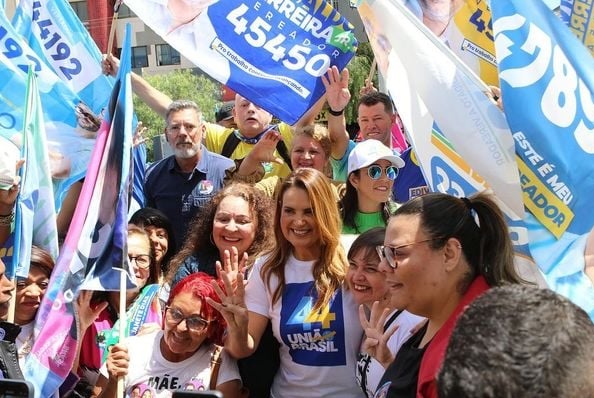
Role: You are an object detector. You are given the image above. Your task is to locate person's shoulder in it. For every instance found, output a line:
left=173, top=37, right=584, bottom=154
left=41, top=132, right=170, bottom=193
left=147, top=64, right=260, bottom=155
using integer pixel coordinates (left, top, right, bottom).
left=146, top=156, right=174, bottom=176
left=203, top=147, right=235, bottom=167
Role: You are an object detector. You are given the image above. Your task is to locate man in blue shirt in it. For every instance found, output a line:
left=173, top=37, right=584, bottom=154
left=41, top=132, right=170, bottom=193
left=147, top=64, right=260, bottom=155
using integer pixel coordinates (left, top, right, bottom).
left=145, top=100, right=234, bottom=249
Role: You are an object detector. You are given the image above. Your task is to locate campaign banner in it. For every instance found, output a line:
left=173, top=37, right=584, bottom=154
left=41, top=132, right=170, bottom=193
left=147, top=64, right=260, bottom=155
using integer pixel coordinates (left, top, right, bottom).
left=493, top=0, right=594, bottom=318
left=358, top=0, right=524, bottom=218
left=11, top=0, right=113, bottom=116
left=559, top=0, right=594, bottom=56
left=123, top=0, right=357, bottom=124
left=22, top=25, right=136, bottom=398
left=0, top=8, right=95, bottom=208
left=404, top=0, right=500, bottom=86
left=10, top=67, right=59, bottom=279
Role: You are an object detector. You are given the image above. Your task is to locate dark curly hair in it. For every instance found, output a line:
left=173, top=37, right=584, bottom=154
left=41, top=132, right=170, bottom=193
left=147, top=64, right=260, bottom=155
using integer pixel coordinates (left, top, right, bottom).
left=167, top=183, right=273, bottom=282
left=130, top=207, right=176, bottom=275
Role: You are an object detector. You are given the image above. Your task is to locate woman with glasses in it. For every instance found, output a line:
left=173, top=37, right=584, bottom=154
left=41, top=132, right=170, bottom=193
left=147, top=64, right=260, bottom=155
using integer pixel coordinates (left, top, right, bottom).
left=346, top=229, right=424, bottom=398
left=94, top=272, right=243, bottom=398
left=364, top=192, right=525, bottom=398
left=79, top=225, right=163, bottom=388
left=210, top=168, right=363, bottom=397
left=340, top=139, right=404, bottom=234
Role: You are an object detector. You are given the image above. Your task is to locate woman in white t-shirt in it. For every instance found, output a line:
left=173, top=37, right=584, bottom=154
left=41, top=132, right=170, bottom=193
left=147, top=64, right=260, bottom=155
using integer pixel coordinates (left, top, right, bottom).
left=210, top=168, right=363, bottom=398
left=94, top=272, right=243, bottom=398
left=347, top=228, right=424, bottom=397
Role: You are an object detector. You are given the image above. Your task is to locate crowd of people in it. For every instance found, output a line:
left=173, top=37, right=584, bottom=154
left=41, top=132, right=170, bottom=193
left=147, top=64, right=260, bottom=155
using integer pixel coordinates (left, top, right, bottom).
left=1, top=30, right=593, bottom=398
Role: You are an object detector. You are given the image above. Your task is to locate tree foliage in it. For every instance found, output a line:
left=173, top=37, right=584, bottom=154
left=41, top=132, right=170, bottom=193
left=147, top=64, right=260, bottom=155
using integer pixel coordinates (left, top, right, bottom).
left=133, top=69, right=221, bottom=161
left=344, top=42, right=378, bottom=126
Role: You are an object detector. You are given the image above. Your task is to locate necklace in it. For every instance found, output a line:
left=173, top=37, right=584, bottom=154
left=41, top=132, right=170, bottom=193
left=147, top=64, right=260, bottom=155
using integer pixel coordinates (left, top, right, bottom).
left=17, top=331, right=34, bottom=359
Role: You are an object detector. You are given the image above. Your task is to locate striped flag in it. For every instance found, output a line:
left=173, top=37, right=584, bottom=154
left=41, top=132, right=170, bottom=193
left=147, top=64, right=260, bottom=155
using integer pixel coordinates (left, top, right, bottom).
left=10, top=67, right=59, bottom=279
left=22, top=24, right=136, bottom=398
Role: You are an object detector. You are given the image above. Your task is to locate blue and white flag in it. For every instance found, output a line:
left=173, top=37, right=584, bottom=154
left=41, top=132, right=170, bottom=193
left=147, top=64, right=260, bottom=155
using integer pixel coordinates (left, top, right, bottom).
left=559, top=0, right=594, bottom=56
left=11, top=0, right=113, bottom=116
left=493, top=0, right=594, bottom=318
left=123, top=0, right=357, bottom=124
left=10, top=67, right=59, bottom=279
left=0, top=8, right=95, bottom=208
left=22, top=25, right=136, bottom=398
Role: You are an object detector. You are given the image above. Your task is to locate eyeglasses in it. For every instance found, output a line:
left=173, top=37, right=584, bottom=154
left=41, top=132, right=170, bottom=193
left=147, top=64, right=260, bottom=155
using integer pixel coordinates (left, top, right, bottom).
left=376, top=238, right=444, bottom=269
left=165, top=306, right=210, bottom=332
left=367, top=165, right=399, bottom=180
left=128, top=254, right=151, bottom=269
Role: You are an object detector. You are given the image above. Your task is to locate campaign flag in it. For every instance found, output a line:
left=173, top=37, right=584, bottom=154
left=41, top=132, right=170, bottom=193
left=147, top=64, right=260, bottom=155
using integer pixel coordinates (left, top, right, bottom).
left=11, top=0, right=113, bottom=116
left=12, top=0, right=146, bottom=212
left=358, top=0, right=524, bottom=218
left=401, top=0, right=500, bottom=86
left=0, top=8, right=96, bottom=209
left=10, top=67, right=59, bottom=280
left=22, top=25, right=136, bottom=398
left=559, top=0, right=594, bottom=56
left=492, top=0, right=594, bottom=318
left=123, top=0, right=357, bottom=124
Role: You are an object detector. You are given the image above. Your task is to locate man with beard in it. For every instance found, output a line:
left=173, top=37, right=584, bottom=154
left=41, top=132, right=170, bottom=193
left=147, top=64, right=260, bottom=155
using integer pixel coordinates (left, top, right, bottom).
left=144, top=100, right=234, bottom=249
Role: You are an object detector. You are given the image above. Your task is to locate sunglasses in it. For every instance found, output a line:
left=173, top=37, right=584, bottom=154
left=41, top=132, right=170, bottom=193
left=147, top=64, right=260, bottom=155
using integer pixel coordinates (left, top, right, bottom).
left=367, top=165, right=399, bottom=180
left=165, top=306, right=210, bottom=332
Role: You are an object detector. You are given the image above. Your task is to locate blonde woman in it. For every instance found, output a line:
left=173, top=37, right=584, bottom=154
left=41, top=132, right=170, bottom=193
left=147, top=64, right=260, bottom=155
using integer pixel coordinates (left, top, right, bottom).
left=210, top=168, right=362, bottom=397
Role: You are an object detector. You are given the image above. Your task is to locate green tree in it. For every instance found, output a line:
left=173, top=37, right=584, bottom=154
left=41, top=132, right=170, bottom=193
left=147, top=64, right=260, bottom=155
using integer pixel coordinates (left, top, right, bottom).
left=134, top=69, right=222, bottom=161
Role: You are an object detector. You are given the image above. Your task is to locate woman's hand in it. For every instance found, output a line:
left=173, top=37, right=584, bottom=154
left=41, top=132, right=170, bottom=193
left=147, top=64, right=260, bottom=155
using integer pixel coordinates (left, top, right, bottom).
left=102, top=54, right=120, bottom=77
left=75, top=290, right=108, bottom=334
left=216, top=247, right=248, bottom=289
left=132, top=121, right=148, bottom=147
left=322, top=65, right=351, bottom=114
left=0, top=159, right=24, bottom=215
left=358, top=301, right=399, bottom=369
left=106, top=343, right=129, bottom=380
left=207, top=267, right=249, bottom=333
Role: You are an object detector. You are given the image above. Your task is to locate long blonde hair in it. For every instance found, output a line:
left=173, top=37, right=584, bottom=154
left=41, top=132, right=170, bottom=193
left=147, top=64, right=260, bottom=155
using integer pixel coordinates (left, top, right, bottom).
left=261, top=168, right=347, bottom=311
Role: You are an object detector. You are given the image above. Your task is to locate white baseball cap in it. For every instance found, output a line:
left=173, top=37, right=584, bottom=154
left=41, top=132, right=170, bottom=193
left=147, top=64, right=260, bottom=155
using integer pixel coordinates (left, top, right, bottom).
left=347, top=139, right=405, bottom=175
left=0, top=136, right=19, bottom=190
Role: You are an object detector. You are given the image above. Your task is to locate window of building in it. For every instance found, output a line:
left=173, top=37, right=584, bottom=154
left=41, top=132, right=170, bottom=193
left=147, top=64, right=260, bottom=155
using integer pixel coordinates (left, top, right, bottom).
left=116, top=4, right=136, bottom=18
left=156, top=44, right=181, bottom=66
left=70, top=1, right=89, bottom=25
left=132, top=46, right=149, bottom=68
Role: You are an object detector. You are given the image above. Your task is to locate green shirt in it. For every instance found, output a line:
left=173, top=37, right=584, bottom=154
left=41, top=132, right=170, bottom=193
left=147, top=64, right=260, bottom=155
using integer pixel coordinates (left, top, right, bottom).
left=342, top=211, right=386, bottom=234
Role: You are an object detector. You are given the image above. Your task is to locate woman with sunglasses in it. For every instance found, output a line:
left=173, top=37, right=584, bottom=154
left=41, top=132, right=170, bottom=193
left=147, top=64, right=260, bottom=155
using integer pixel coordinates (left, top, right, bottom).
left=94, top=272, right=243, bottom=398
left=340, top=139, right=404, bottom=234
left=364, top=192, right=524, bottom=398
left=79, top=225, right=163, bottom=388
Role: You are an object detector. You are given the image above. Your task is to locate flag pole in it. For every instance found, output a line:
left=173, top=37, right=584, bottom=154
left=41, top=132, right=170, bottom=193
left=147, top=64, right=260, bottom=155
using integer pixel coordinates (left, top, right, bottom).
left=367, top=58, right=377, bottom=83
left=117, top=268, right=127, bottom=397
left=107, top=1, right=122, bottom=54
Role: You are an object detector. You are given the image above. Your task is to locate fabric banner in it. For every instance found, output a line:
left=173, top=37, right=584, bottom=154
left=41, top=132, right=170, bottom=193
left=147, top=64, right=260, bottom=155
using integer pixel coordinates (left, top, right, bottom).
left=0, top=8, right=95, bottom=208
left=493, top=0, right=594, bottom=318
left=22, top=25, right=136, bottom=398
left=11, top=0, right=149, bottom=213
left=10, top=67, right=59, bottom=279
left=123, top=0, right=357, bottom=124
left=559, top=0, right=594, bottom=56
left=404, top=0, right=500, bottom=86
left=11, top=0, right=113, bottom=116
left=358, top=0, right=524, bottom=218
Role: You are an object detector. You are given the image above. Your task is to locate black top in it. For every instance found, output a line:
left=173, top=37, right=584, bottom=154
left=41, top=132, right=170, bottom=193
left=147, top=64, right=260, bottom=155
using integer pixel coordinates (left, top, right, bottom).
left=374, top=322, right=429, bottom=398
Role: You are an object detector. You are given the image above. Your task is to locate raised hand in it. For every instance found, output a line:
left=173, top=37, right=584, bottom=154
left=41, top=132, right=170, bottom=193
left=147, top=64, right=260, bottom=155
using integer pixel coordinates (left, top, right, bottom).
left=102, top=54, right=120, bottom=77
left=75, top=290, right=109, bottom=334
left=359, top=78, right=378, bottom=96
left=133, top=121, right=148, bottom=147
left=216, top=247, right=248, bottom=288
left=0, top=159, right=24, bottom=215
left=252, top=129, right=284, bottom=164
left=358, top=301, right=400, bottom=369
left=207, top=268, right=248, bottom=333
left=321, top=65, right=351, bottom=113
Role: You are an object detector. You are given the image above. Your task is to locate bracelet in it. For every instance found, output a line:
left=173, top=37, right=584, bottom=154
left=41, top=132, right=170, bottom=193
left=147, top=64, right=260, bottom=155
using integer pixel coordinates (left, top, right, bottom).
left=327, top=108, right=344, bottom=116
left=0, top=211, right=14, bottom=226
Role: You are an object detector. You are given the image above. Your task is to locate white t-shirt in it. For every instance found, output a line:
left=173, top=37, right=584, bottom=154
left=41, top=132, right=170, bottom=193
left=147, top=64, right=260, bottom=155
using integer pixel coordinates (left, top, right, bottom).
left=355, top=310, right=425, bottom=397
left=99, top=330, right=240, bottom=397
left=245, top=254, right=364, bottom=398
